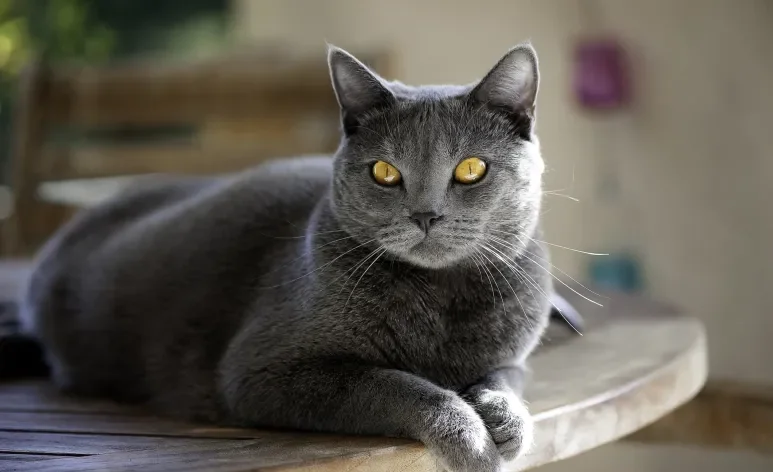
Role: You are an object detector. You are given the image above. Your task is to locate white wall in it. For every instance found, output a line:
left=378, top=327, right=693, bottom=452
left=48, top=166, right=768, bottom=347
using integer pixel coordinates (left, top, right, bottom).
left=231, top=0, right=773, bottom=469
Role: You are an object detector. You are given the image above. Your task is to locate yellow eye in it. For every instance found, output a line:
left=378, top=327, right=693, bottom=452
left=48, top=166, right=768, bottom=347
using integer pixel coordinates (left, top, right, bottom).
left=372, top=160, right=402, bottom=186
left=454, top=157, right=487, bottom=184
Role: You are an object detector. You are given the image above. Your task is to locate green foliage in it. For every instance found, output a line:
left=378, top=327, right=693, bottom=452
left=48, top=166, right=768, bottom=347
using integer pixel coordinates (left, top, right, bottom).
left=0, top=0, right=228, bottom=181
left=0, top=0, right=31, bottom=76
left=10, top=0, right=228, bottom=63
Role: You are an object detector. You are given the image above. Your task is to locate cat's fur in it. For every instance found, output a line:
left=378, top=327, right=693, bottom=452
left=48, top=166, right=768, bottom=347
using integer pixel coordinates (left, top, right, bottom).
left=20, top=44, right=552, bottom=472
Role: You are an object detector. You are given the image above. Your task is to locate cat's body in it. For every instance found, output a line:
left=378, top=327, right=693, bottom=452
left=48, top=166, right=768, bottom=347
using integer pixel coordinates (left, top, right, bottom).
left=26, top=159, right=549, bottom=419
left=21, top=45, right=553, bottom=472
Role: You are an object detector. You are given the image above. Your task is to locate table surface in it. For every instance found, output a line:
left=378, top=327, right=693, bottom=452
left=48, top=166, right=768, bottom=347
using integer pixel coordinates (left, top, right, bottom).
left=0, top=262, right=707, bottom=472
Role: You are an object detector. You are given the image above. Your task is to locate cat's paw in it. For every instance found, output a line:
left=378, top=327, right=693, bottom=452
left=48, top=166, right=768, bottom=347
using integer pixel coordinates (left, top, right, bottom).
left=463, top=388, right=533, bottom=462
left=420, top=395, right=503, bottom=472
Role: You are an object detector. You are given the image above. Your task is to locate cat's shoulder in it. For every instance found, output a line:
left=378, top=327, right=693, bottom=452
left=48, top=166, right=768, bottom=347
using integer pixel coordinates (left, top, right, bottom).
left=241, top=156, right=333, bottom=183
left=225, top=156, right=334, bottom=205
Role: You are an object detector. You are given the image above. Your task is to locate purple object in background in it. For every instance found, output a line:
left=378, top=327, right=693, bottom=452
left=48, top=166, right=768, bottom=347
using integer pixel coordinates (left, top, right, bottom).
left=573, top=37, right=631, bottom=110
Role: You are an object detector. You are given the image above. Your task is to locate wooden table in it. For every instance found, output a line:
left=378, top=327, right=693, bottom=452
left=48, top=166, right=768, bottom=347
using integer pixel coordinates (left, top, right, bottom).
left=0, top=264, right=707, bottom=471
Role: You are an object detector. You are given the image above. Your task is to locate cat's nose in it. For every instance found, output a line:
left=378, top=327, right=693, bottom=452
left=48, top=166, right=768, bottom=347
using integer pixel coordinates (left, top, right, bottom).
left=410, top=211, right=443, bottom=234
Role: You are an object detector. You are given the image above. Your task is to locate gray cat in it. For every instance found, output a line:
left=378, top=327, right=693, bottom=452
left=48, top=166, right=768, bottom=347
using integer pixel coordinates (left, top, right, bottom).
left=20, top=43, right=553, bottom=472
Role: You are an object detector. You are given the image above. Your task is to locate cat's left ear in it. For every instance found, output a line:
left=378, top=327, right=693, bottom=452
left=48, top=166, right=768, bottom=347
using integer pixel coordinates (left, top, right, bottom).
left=328, top=45, right=395, bottom=135
left=471, top=43, right=539, bottom=135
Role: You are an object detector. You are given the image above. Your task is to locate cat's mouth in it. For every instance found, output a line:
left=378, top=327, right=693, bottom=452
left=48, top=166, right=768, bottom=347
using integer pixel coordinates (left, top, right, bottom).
left=378, top=224, right=479, bottom=268
left=405, top=232, right=469, bottom=258
left=410, top=238, right=433, bottom=249
left=395, top=237, right=471, bottom=269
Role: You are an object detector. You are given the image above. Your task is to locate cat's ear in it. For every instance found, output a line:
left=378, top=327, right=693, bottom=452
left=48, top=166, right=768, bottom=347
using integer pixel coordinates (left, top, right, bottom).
left=471, top=43, right=539, bottom=136
left=328, top=45, right=395, bottom=134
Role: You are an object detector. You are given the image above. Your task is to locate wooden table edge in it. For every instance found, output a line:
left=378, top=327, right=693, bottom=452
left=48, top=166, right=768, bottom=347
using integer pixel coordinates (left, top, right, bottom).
left=517, top=318, right=707, bottom=471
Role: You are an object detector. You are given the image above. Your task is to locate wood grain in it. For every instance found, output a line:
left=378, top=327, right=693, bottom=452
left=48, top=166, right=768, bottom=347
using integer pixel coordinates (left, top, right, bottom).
left=38, top=53, right=386, bottom=126
left=0, top=411, right=274, bottom=439
left=0, top=431, right=243, bottom=456
left=0, top=453, right=63, bottom=463
left=5, top=435, right=420, bottom=472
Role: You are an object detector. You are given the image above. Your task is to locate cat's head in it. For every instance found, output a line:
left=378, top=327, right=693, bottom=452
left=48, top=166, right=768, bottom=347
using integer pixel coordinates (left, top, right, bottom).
left=328, top=44, right=544, bottom=270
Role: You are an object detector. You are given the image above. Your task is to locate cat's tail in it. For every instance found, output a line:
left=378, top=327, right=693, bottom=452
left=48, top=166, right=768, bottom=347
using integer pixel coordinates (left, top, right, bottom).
left=0, top=301, right=49, bottom=379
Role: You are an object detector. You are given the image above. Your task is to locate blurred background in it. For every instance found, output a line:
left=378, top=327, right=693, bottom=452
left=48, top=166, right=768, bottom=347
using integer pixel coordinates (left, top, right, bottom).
left=0, top=0, right=770, bottom=470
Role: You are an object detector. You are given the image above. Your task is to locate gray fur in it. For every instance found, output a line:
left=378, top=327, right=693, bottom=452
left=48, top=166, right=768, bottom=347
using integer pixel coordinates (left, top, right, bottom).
left=21, top=43, right=551, bottom=472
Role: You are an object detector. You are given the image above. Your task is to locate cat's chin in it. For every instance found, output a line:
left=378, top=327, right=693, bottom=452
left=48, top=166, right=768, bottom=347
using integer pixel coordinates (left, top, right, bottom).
left=392, top=239, right=470, bottom=270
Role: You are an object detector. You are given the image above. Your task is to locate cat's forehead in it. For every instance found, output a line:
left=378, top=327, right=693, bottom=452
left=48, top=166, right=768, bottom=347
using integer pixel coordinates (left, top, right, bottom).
left=375, top=84, right=478, bottom=132
left=349, top=81, right=519, bottom=164
left=364, top=88, right=509, bottom=146
left=385, top=81, right=472, bottom=101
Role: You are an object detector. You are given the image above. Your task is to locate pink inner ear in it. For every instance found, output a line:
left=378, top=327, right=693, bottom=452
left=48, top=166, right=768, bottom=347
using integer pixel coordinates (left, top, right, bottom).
left=573, top=37, right=631, bottom=110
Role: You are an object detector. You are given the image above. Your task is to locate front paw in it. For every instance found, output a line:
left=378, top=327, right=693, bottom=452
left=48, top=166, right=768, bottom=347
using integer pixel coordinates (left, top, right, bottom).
left=420, top=395, right=503, bottom=472
left=463, top=388, right=533, bottom=461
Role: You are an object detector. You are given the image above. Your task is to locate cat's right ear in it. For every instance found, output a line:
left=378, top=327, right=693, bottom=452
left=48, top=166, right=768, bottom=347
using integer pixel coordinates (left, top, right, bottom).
left=470, top=43, right=539, bottom=139
left=327, top=45, right=395, bottom=135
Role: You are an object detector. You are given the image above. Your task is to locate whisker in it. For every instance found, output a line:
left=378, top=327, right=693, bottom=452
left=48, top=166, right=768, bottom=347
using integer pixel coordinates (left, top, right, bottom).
left=470, top=253, right=485, bottom=283
left=476, top=250, right=507, bottom=314
left=343, top=247, right=387, bottom=311
left=258, top=229, right=350, bottom=240
left=260, top=234, right=357, bottom=277
left=489, top=231, right=608, bottom=300
left=490, top=236, right=603, bottom=307
left=478, top=252, right=500, bottom=307
left=480, top=244, right=538, bottom=329
left=528, top=237, right=608, bottom=256
left=542, top=192, right=579, bottom=202
left=313, top=234, right=357, bottom=247
left=516, top=235, right=608, bottom=300
left=259, top=238, right=376, bottom=289
left=485, top=242, right=580, bottom=335
left=488, top=228, right=608, bottom=257
left=335, top=246, right=386, bottom=296
left=483, top=242, right=550, bottom=332
left=483, top=242, right=538, bottom=302
left=472, top=251, right=497, bottom=305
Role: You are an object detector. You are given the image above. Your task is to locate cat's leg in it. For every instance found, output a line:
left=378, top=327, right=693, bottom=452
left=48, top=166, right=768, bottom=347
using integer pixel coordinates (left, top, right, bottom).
left=222, top=361, right=503, bottom=472
left=461, top=364, right=533, bottom=462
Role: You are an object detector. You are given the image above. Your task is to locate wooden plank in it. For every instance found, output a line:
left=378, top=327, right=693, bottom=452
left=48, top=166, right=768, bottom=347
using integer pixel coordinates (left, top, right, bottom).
left=0, top=411, right=271, bottom=439
left=0, top=431, right=246, bottom=456
left=39, top=52, right=391, bottom=127
left=42, top=68, right=337, bottom=126
left=0, top=453, right=64, bottom=462
left=38, top=134, right=338, bottom=182
left=5, top=435, right=421, bottom=472
left=626, top=380, right=773, bottom=454
left=0, top=380, right=135, bottom=414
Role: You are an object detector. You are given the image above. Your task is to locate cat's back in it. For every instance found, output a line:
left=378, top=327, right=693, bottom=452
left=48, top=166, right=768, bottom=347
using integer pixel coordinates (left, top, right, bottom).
left=29, top=155, right=332, bottom=272
left=25, top=155, right=334, bottom=319
left=21, top=156, right=334, bottom=410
